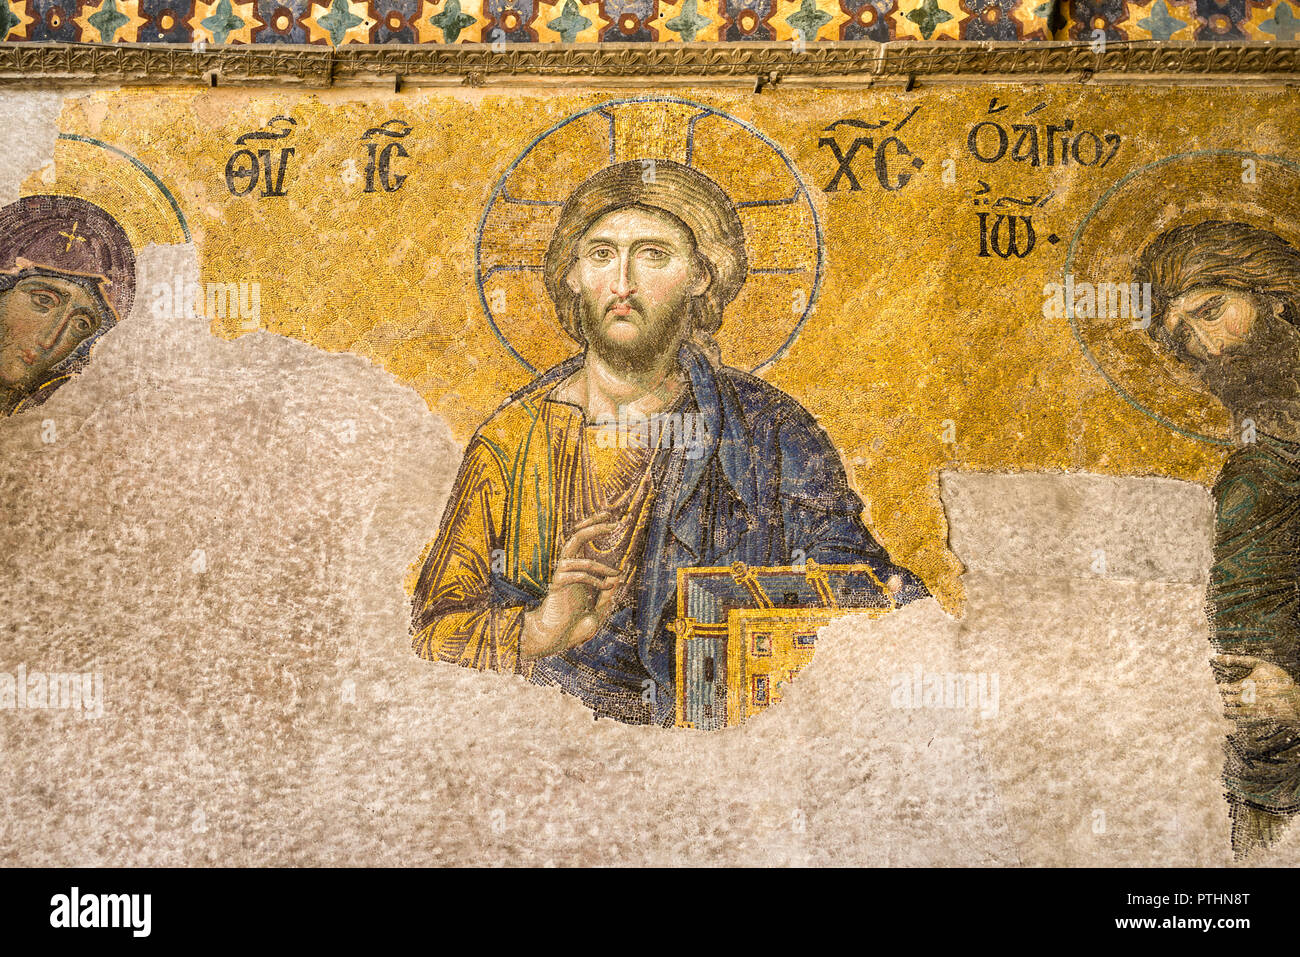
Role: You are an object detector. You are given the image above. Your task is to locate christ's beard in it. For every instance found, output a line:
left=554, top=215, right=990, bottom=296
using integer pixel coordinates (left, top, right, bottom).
left=579, top=298, right=690, bottom=373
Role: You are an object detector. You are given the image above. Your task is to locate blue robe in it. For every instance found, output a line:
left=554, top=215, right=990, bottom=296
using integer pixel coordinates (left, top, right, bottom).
left=411, top=341, right=928, bottom=725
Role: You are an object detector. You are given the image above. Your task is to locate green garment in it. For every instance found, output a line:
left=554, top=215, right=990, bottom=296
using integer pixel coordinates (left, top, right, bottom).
left=1210, top=432, right=1300, bottom=815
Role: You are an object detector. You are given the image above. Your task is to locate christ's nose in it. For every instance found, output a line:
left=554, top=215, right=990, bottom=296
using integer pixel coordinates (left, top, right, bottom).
left=610, top=255, right=635, bottom=299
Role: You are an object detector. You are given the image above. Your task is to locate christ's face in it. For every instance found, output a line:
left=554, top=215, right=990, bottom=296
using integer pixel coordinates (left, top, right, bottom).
left=565, top=206, right=710, bottom=371
left=0, top=275, right=106, bottom=394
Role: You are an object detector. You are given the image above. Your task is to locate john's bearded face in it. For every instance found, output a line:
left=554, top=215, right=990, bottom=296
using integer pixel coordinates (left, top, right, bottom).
left=0, top=275, right=106, bottom=394
left=1152, top=285, right=1300, bottom=413
left=565, top=206, right=709, bottom=372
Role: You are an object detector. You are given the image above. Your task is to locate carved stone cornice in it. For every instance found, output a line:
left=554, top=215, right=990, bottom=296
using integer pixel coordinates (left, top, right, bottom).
left=0, top=40, right=1297, bottom=87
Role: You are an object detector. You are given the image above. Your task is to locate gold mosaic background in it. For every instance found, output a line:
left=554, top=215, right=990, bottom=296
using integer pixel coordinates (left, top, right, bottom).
left=29, top=85, right=1292, bottom=609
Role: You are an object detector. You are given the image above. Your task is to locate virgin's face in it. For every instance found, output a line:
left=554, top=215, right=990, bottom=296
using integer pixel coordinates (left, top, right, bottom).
left=0, top=275, right=105, bottom=393
left=565, top=206, right=709, bottom=371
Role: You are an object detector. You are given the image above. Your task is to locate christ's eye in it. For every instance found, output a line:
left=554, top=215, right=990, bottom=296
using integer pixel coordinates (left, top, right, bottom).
left=639, top=247, right=669, bottom=264
left=588, top=247, right=616, bottom=262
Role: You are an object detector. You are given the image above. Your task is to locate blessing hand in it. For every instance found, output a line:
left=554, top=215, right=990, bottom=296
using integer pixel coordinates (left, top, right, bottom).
left=521, top=512, right=623, bottom=661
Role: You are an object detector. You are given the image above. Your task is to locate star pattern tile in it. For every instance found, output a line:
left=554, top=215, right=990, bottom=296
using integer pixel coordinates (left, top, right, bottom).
left=5, top=0, right=1299, bottom=42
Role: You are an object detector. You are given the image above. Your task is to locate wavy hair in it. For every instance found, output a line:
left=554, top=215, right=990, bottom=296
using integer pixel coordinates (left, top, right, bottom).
left=1136, top=220, right=1300, bottom=336
left=542, top=160, right=747, bottom=358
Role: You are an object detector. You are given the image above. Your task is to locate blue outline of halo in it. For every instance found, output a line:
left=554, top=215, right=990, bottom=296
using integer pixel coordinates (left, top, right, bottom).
left=474, top=96, right=825, bottom=376
left=1064, top=148, right=1300, bottom=449
left=56, top=133, right=192, bottom=242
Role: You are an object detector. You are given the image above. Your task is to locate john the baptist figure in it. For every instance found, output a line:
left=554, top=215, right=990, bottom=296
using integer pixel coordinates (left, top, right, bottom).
left=1140, top=220, right=1300, bottom=855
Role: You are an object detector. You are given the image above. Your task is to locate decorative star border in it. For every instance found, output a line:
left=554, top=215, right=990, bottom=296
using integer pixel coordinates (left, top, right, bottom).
left=74, top=0, right=149, bottom=42
left=1, top=0, right=1297, bottom=43
left=191, top=0, right=263, bottom=43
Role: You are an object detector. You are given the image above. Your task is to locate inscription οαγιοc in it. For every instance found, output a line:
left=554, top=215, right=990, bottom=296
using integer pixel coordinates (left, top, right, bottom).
left=966, top=97, right=1122, bottom=169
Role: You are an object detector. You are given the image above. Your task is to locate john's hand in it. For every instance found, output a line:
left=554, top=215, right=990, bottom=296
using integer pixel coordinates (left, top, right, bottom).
left=521, top=512, right=622, bottom=661
left=1214, top=653, right=1300, bottom=723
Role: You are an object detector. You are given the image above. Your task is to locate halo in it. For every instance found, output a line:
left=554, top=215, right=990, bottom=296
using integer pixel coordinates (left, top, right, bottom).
left=5, top=135, right=187, bottom=410
left=22, top=133, right=191, bottom=249
left=475, top=96, right=824, bottom=376
left=1064, top=149, right=1300, bottom=447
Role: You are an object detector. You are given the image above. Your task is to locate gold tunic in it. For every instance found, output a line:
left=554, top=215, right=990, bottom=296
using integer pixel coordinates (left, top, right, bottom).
left=409, top=381, right=664, bottom=676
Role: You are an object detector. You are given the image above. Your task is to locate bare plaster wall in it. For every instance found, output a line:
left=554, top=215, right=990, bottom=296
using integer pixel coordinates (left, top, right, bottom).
left=0, top=242, right=1289, bottom=866
left=0, top=91, right=1291, bottom=867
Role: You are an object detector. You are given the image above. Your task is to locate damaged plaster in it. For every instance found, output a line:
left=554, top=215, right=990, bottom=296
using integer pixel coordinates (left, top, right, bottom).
left=0, top=245, right=1285, bottom=866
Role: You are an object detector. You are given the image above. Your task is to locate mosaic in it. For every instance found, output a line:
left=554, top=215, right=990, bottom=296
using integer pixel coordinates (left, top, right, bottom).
left=4, top=0, right=1300, bottom=44
left=3, top=79, right=1300, bottom=859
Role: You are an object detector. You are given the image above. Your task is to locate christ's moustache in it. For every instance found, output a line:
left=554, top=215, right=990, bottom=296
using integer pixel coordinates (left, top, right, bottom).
left=605, top=297, right=644, bottom=317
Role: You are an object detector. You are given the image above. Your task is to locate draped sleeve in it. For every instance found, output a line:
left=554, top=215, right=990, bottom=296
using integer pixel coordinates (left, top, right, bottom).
left=774, top=398, right=929, bottom=605
left=409, top=435, right=533, bottom=675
